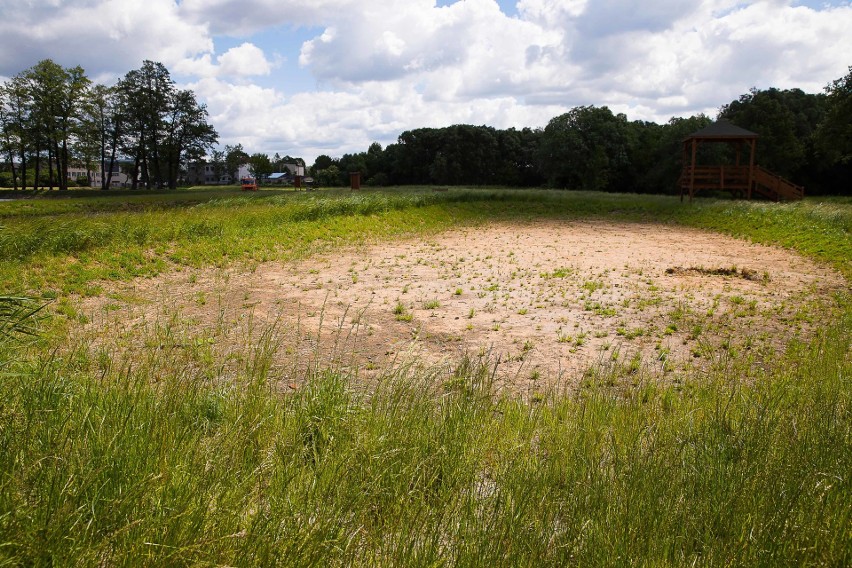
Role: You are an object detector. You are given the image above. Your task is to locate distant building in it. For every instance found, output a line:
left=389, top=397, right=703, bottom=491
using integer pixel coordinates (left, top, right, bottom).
left=186, top=162, right=229, bottom=185
left=236, top=163, right=252, bottom=181
left=67, top=163, right=131, bottom=188
left=280, top=162, right=305, bottom=177
left=267, top=172, right=290, bottom=184
left=187, top=159, right=304, bottom=185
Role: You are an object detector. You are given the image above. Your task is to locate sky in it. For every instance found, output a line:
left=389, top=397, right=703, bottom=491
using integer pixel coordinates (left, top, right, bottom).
left=0, top=0, right=850, bottom=165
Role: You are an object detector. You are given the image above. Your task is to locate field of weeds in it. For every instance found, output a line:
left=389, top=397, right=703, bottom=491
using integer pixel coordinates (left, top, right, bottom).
left=0, top=187, right=849, bottom=565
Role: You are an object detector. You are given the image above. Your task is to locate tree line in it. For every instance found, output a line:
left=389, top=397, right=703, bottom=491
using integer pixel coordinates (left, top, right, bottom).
left=310, top=67, right=851, bottom=195
left=0, top=60, right=218, bottom=190
left=5, top=58, right=847, bottom=195
left=204, top=144, right=306, bottom=184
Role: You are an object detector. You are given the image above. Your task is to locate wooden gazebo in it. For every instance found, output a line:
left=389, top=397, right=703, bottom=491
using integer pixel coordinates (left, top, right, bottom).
left=680, top=120, right=803, bottom=202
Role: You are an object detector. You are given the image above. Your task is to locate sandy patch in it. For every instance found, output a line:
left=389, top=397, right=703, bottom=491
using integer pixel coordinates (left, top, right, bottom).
left=80, top=219, right=844, bottom=393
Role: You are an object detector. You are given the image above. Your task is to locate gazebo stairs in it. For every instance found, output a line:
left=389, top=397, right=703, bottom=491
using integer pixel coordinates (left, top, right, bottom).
left=752, top=166, right=804, bottom=200
left=679, top=165, right=804, bottom=201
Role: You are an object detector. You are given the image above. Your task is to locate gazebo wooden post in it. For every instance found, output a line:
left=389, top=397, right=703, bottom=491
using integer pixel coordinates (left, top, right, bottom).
left=747, top=139, right=756, bottom=200
left=680, top=141, right=687, bottom=202
left=689, top=139, right=698, bottom=203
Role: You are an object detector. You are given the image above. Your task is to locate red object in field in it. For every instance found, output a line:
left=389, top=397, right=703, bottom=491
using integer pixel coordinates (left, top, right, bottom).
left=241, top=177, right=257, bottom=191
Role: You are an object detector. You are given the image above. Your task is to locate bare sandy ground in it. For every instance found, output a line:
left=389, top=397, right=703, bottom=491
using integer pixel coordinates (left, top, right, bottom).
left=81, top=219, right=844, bottom=393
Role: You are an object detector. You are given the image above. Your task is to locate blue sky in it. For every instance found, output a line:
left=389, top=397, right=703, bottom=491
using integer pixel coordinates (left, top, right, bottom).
left=1, top=1, right=850, bottom=164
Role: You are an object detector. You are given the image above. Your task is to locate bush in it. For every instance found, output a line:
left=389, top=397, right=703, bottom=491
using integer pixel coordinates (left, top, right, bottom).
left=76, top=176, right=90, bottom=187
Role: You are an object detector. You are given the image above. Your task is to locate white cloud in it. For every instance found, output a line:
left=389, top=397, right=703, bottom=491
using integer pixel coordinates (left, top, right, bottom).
left=187, top=73, right=565, bottom=164
left=178, top=0, right=357, bottom=34
left=299, top=0, right=563, bottom=96
left=218, top=43, right=273, bottom=77
left=1, top=0, right=851, bottom=165
left=0, top=0, right=212, bottom=78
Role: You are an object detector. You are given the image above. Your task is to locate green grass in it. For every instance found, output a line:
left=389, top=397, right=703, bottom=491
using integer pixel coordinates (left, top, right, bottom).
left=0, top=302, right=848, bottom=565
left=1, top=188, right=849, bottom=295
left=0, top=187, right=850, bottom=565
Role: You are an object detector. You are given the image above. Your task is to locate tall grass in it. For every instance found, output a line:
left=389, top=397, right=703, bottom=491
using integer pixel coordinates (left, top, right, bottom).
left=0, top=188, right=849, bottom=564
left=0, top=300, right=848, bottom=565
left=0, top=296, right=44, bottom=349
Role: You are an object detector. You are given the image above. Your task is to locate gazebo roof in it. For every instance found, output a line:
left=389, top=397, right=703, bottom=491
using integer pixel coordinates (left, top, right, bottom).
left=685, top=119, right=758, bottom=140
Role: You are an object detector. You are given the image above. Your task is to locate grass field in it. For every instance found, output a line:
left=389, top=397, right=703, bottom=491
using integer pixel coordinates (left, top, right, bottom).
left=1, top=186, right=850, bottom=565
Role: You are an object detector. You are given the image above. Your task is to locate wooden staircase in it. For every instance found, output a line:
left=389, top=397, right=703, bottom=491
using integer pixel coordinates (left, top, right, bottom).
left=678, top=165, right=804, bottom=201
left=751, top=166, right=804, bottom=201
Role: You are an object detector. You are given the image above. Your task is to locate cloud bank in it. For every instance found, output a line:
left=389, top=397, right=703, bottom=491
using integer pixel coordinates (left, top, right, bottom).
left=1, top=0, right=850, bottom=163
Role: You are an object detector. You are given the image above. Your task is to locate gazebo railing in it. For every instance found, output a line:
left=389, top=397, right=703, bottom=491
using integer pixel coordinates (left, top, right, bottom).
left=679, top=165, right=751, bottom=190
left=753, top=166, right=804, bottom=200
left=679, top=165, right=804, bottom=200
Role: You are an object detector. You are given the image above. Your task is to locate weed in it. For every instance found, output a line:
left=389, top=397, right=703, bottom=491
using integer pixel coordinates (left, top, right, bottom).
left=393, top=302, right=413, bottom=322
left=540, top=267, right=572, bottom=279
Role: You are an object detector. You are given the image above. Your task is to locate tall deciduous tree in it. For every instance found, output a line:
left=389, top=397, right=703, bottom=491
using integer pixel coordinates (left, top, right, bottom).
left=538, top=106, right=631, bottom=191
left=209, top=149, right=226, bottom=184
left=162, top=89, right=217, bottom=188
left=719, top=88, right=824, bottom=179
left=119, top=61, right=174, bottom=189
left=634, top=114, right=711, bottom=194
left=310, top=154, right=335, bottom=177
left=113, top=61, right=217, bottom=189
left=0, top=78, right=31, bottom=189
left=76, top=84, right=111, bottom=185
left=816, top=66, right=852, bottom=166
left=247, top=152, right=273, bottom=183
left=225, top=144, right=249, bottom=182
left=25, top=60, right=91, bottom=190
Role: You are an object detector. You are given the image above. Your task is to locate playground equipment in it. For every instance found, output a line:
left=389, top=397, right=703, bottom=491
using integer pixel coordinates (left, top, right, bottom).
left=240, top=177, right=257, bottom=191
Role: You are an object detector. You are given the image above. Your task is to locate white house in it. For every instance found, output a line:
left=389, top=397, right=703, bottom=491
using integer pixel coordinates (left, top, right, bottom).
left=67, top=164, right=131, bottom=188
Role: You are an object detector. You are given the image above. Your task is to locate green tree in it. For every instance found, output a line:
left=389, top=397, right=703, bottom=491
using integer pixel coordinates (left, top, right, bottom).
left=316, top=164, right=342, bottom=187
left=394, top=128, right=442, bottom=184
left=0, top=78, right=31, bottom=190
left=496, top=127, right=543, bottom=186
left=816, top=66, right=852, bottom=165
left=76, top=84, right=111, bottom=187
left=209, top=149, right=226, bottom=183
left=634, top=114, right=711, bottom=194
left=719, top=88, right=825, bottom=179
left=26, top=60, right=91, bottom=190
left=118, top=61, right=174, bottom=188
left=162, top=89, right=217, bottom=188
left=538, top=106, right=631, bottom=191
left=247, top=152, right=273, bottom=183
left=311, top=154, right=335, bottom=177
left=225, top=144, right=249, bottom=182
left=364, top=142, right=389, bottom=185
left=339, top=152, right=368, bottom=183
